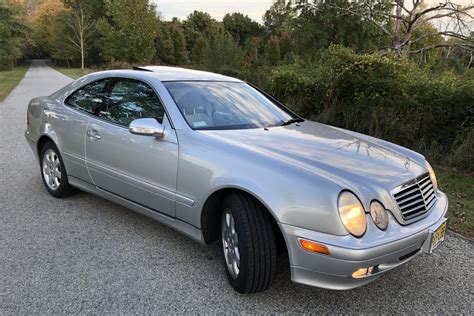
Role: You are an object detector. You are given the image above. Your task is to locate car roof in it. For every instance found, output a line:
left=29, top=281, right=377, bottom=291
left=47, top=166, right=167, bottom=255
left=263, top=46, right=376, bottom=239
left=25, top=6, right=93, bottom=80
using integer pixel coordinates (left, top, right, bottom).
left=130, top=66, right=242, bottom=82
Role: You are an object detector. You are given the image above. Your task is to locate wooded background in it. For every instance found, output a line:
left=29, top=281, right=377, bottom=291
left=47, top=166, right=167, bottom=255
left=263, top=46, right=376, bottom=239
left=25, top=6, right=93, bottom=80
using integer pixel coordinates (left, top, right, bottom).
left=2, top=0, right=473, bottom=172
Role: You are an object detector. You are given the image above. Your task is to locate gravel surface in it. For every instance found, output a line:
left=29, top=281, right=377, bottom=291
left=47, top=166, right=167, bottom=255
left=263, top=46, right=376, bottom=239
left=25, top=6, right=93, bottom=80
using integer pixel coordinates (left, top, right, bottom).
left=1, top=60, right=473, bottom=314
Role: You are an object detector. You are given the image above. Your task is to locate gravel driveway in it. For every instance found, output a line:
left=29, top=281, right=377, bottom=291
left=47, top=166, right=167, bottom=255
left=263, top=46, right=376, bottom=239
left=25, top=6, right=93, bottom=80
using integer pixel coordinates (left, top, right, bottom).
left=0, top=60, right=473, bottom=314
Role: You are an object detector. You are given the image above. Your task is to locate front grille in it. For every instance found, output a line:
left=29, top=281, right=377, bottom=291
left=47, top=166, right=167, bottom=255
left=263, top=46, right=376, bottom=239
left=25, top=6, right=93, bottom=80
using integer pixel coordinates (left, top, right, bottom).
left=393, top=173, right=437, bottom=221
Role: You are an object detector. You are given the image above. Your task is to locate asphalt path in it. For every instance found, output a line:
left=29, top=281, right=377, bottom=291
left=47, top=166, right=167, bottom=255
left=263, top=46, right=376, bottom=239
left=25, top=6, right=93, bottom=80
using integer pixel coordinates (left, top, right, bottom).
left=0, top=60, right=472, bottom=314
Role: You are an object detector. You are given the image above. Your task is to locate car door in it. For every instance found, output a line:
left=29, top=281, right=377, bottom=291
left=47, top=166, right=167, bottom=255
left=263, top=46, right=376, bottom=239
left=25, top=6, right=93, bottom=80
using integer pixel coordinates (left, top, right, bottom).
left=59, top=79, right=110, bottom=182
left=85, top=78, right=178, bottom=217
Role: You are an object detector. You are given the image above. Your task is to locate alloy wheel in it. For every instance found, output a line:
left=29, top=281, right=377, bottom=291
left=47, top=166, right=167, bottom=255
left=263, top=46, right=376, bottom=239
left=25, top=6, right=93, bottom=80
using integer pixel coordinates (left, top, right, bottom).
left=222, top=209, right=240, bottom=279
left=42, top=148, right=61, bottom=190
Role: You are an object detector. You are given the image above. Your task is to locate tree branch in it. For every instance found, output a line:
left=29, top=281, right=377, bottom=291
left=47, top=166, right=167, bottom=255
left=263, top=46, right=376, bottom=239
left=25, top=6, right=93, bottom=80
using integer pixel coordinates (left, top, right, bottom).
left=409, top=42, right=474, bottom=55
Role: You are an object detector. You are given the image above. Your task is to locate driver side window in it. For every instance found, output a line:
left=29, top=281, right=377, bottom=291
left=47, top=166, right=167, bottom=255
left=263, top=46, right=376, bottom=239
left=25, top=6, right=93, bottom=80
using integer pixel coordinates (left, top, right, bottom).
left=104, top=79, right=165, bottom=127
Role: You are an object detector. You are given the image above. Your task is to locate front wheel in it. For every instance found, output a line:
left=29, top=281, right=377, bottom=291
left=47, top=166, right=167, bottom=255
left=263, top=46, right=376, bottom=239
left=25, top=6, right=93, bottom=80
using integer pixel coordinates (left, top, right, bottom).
left=221, top=192, right=277, bottom=294
left=40, top=142, right=77, bottom=198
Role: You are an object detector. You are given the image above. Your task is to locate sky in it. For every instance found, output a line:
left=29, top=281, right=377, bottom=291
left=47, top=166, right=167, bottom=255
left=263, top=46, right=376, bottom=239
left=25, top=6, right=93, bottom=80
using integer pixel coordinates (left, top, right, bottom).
left=152, top=0, right=473, bottom=23
left=152, top=0, right=274, bottom=22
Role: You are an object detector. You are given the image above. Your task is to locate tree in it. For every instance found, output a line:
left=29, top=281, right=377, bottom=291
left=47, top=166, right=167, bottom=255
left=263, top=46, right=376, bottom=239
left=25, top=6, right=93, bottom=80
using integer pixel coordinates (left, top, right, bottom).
left=155, top=23, right=175, bottom=64
left=169, top=20, right=187, bottom=64
left=324, top=0, right=474, bottom=57
left=191, top=35, right=207, bottom=65
left=0, top=2, right=28, bottom=69
left=291, top=1, right=390, bottom=57
left=266, top=35, right=281, bottom=65
left=202, top=32, right=244, bottom=71
left=63, top=0, right=105, bottom=20
left=223, top=12, right=262, bottom=46
left=64, top=3, right=94, bottom=69
left=30, top=0, right=68, bottom=59
left=50, top=11, right=79, bottom=65
left=263, top=0, right=295, bottom=36
left=96, top=0, right=159, bottom=64
left=182, top=10, right=219, bottom=52
left=155, top=20, right=187, bottom=65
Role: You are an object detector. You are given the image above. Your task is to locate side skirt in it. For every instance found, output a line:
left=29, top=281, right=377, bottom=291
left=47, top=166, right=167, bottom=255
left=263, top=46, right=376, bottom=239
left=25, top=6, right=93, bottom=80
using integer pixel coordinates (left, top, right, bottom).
left=68, top=176, right=206, bottom=244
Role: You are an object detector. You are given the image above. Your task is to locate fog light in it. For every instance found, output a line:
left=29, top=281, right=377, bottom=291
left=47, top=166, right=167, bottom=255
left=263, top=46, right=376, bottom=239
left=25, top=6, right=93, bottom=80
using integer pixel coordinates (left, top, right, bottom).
left=299, top=239, right=330, bottom=255
left=352, top=266, right=374, bottom=279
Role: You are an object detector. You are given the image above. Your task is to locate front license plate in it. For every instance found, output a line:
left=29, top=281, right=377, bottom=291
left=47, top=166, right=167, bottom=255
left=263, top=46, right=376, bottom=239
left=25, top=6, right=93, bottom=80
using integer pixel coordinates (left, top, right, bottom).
left=430, top=221, right=447, bottom=252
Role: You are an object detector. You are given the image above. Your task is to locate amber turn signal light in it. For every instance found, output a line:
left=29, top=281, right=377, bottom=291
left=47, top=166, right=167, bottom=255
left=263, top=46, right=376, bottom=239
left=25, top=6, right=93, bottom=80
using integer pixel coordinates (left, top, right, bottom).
left=299, top=239, right=330, bottom=255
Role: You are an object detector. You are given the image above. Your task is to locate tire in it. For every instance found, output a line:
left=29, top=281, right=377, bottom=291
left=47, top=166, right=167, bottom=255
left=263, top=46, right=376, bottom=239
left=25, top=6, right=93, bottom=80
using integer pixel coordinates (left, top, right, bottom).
left=221, top=192, right=277, bottom=294
left=39, top=141, right=77, bottom=198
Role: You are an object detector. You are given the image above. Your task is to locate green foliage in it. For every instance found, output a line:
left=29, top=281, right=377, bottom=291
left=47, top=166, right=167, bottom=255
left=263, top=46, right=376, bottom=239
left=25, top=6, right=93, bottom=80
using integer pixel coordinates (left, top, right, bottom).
left=169, top=21, right=187, bottom=65
left=201, top=32, right=244, bottom=71
left=51, top=10, right=81, bottom=62
left=63, top=0, right=105, bottom=19
left=0, top=62, right=29, bottom=100
left=0, top=3, right=28, bottom=69
left=155, top=20, right=187, bottom=65
left=266, top=46, right=474, bottom=172
left=11, top=0, right=473, bottom=173
left=437, top=168, right=474, bottom=238
left=266, top=35, right=281, bottom=65
left=96, top=0, right=159, bottom=63
left=223, top=12, right=262, bottom=46
left=191, top=35, right=207, bottom=65
left=263, top=0, right=295, bottom=36
left=293, top=1, right=390, bottom=57
left=155, top=24, right=174, bottom=64
left=183, top=10, right=219, bottom=55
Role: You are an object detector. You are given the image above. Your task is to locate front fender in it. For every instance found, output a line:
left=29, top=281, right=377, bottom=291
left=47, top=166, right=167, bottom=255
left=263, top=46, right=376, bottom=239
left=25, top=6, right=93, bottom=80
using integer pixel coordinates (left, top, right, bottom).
left=175, top=130, right=348, bottom=236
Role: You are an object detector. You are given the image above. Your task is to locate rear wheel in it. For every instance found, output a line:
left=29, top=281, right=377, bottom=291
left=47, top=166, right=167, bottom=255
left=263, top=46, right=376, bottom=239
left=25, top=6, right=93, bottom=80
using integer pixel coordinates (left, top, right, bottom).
left=40, top=142, right=77, bottom=198
left=221, top=192, right=277, bottom=294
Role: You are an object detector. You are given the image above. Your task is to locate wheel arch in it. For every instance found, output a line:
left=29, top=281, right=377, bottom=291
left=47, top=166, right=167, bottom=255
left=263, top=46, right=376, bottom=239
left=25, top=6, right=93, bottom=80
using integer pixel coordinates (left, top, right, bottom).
left=36, top=134, right=58, bottom=160
left=200, top=187, right=287, bottom=254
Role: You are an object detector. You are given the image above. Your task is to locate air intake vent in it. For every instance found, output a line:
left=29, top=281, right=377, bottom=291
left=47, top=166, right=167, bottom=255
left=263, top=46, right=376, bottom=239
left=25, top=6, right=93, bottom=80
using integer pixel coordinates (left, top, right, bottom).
left=393, top=173, right=437, bottom=221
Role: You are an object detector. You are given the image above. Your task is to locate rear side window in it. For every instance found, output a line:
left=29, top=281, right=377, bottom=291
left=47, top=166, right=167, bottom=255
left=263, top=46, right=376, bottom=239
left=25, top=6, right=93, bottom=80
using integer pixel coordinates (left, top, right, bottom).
left=66, top=79, right=109, bottom=114
left=65, top=78, right=166, bottom=127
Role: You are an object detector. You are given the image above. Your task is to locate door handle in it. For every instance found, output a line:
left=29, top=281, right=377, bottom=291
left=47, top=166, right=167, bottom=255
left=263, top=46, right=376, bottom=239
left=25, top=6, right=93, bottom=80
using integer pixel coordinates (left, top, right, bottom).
left=87, top=130, right=101, bottom=140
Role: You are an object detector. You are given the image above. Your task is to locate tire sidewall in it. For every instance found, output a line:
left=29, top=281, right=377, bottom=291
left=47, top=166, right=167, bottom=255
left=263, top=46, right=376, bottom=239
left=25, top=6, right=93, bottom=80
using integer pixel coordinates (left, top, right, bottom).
left=221, top=196, right=252, bottom=292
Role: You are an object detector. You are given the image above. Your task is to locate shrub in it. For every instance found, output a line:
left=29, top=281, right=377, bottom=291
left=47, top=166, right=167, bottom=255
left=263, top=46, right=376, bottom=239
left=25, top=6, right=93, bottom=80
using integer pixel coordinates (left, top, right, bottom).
left=265, top=45, right=474, bottom=171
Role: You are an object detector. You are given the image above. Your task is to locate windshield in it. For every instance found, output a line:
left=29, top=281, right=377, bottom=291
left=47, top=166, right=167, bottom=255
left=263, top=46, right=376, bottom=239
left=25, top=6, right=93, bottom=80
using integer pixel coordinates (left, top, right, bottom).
left=164, top=81, right=295, bottom=130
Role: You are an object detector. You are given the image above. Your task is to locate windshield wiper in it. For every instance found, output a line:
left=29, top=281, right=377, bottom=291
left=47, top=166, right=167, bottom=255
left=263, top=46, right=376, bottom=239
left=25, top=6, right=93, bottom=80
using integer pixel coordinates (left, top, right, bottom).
left=280, top=118, right=304, bottom=126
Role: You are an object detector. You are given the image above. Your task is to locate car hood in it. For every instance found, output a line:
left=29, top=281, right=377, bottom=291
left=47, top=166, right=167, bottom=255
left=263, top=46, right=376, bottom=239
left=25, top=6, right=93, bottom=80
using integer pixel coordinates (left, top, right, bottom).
left=201, top=121, right=426, bottom=191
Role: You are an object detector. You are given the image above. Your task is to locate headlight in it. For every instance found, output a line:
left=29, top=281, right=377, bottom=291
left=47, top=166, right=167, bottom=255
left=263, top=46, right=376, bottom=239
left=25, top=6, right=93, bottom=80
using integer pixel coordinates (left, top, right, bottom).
left=338, top=191, right=367, bottom=237
left=425, top=161, right=438, bottom=191
left=370, top=201, right=388, bottom=230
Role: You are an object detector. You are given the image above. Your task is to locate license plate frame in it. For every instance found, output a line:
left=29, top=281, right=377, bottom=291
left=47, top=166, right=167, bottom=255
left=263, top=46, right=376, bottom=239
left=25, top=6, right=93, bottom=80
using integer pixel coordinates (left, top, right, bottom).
left=430, top=220, right=447, bottom=253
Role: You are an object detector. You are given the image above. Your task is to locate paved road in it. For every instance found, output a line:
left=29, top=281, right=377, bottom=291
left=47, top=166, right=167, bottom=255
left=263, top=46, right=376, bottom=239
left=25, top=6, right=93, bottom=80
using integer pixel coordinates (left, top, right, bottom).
left=1, top=60, right=473, bottom=314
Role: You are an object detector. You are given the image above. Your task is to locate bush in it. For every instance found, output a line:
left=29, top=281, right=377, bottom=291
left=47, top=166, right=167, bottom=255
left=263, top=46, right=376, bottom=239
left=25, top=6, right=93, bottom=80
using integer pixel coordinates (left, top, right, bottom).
left=265, top=46, right=474, bottom=172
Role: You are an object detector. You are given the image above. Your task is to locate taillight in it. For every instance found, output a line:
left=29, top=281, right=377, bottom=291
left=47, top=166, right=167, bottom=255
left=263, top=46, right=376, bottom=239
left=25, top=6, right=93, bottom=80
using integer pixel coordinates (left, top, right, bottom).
left=27, top=112, right=29, bottom=125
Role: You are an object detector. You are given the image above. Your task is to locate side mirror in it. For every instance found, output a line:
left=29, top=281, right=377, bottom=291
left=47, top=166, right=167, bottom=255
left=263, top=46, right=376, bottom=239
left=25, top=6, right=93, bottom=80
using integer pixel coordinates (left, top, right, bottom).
left=129, top=118, right=165, bottom=138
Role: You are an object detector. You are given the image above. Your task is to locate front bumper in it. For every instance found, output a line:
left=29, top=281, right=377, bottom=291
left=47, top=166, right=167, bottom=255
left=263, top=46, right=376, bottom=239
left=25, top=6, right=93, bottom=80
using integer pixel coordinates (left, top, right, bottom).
left=280, top=191, right=448, bottom=290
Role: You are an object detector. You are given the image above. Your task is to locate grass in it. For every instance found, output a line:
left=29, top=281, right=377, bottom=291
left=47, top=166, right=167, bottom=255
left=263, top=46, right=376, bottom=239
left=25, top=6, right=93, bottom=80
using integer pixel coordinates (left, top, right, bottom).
left=0, top=62, right=30, bottom=101
left=438, top=168, right=474, bottom=239
left=51, top=65, right=95, bottom=79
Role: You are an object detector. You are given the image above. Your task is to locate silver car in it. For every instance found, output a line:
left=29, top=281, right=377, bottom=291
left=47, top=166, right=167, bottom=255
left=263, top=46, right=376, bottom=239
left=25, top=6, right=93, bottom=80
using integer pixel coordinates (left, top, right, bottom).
left=25, top=66, right=448, bottom=293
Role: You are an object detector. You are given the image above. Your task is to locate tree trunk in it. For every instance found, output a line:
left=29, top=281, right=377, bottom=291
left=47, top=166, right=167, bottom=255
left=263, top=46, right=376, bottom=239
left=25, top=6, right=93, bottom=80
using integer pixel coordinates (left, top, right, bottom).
left=81, top=37, right=84, bottom=70
left=393, top=1, right=403, bottom=57
left=80, top=7, right=85, bottom=70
